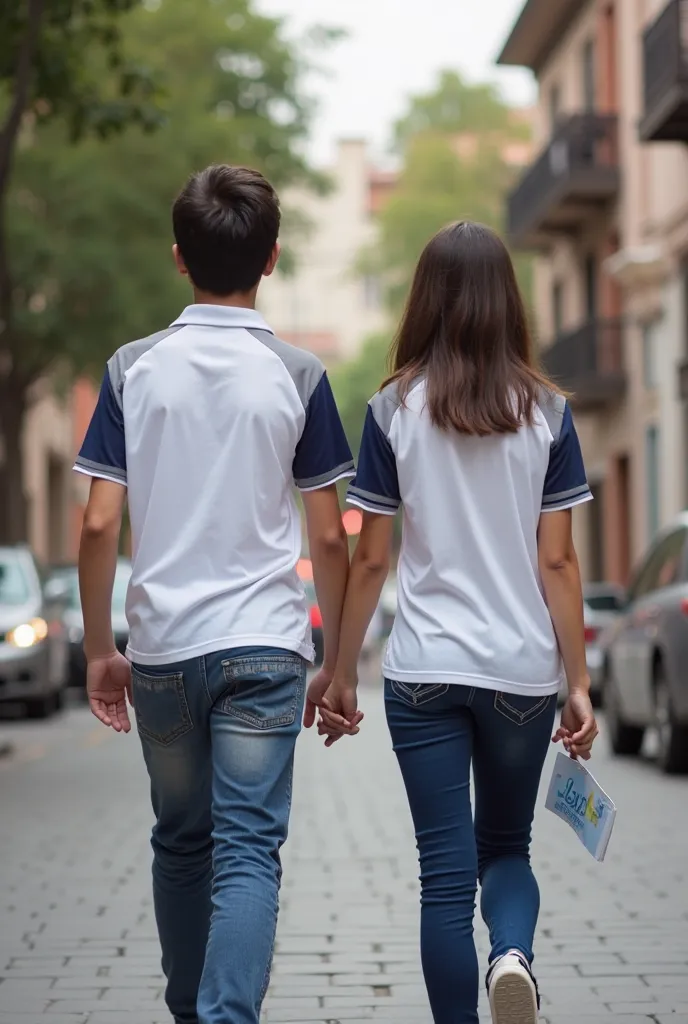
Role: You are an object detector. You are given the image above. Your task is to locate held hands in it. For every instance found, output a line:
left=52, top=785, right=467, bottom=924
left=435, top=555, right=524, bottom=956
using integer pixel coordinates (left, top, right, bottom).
left=552, top=687, right=598, bottom=760
left=304, top=667, right=363, bottom=747
left=86, top=651, right=132, bottom=733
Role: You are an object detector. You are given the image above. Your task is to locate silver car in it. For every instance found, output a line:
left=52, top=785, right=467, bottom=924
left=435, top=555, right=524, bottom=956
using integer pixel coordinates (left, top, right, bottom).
left=0, top=546, right=69, bottom=717
left=603, top=514, right=688, bottom=774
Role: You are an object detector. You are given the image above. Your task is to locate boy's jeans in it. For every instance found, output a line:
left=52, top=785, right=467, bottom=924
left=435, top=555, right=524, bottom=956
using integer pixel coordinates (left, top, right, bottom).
left=132, top=647, right=307, bottom=1024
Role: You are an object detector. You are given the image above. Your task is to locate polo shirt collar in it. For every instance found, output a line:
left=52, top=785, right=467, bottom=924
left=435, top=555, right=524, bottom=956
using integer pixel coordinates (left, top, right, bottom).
left=171, top=304, right=274, bottom=334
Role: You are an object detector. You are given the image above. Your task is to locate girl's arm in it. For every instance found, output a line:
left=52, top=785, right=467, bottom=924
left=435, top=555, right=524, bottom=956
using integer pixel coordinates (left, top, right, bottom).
left=320, top=512, right=395, bottom=740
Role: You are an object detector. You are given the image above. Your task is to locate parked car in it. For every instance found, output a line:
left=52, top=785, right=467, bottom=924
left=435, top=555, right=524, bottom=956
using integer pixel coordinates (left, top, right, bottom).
left=50, top=560, right=131, bottom=691
left=0, top=546, right=69, bottom=717
left=603, top=515, right=688, bottom=774
left=582, top=583, right=626, bottom=701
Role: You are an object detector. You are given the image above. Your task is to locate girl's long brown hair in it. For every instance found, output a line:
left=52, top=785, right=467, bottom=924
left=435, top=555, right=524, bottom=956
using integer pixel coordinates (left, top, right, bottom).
left=384, top=221, right=556, bottom=435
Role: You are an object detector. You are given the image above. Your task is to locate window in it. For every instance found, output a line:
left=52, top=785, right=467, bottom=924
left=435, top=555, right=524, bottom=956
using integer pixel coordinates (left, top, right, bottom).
left=549, top=84, right=561, bottom=131
left=583, top=254, right=597, bottom=320
left=582, top=39, right=596, bottom=112
left=645, top=424, right=660, bottom=543
left=629, top=528, right=687, bottom=601
left=0, top=553, right=30, bottom=605
left=642, top=322, right=656, bottom=389
left=552, top=280, right=564, bottom=336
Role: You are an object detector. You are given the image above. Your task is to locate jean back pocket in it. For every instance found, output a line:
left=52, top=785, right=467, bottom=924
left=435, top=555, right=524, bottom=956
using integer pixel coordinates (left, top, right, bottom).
left=494, top=691, right=553, bottom=726
left=132, top=667, right=193, bottom=746
left=219, top=653, right=305, bottom=730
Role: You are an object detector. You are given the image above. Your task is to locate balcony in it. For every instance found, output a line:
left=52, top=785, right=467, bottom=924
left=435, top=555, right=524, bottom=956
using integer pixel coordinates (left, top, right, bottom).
left=640, top=0, right=688, bottom=143
left=540, top=320, right=626, bottom=411
left=507, top=114, right=619, bottom=250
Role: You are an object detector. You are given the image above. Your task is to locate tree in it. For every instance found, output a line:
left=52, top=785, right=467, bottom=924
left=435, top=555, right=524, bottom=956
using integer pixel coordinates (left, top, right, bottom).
left=0, top=0, right=332, bottom=542
left=0, top=0, right=161, bottom=542
left=331, top=332, right=390, bottom=455
left=336, top=72, right=533, bottom=455
left=394, top=70, right=523, bottom=149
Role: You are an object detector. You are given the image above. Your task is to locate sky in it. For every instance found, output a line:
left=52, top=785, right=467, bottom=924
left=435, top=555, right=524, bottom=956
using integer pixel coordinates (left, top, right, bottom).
left=256, top=0, right=536, bottom=166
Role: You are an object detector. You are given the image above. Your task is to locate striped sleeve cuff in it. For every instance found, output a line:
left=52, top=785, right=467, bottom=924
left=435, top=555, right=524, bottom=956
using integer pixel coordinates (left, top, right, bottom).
left=541, top=484, right=593, bottom=513
left=296, top=461, right=355, bottom=492
left=347, top=483, right=400, bottom=516
left=73, top=456, right=127, bottom=487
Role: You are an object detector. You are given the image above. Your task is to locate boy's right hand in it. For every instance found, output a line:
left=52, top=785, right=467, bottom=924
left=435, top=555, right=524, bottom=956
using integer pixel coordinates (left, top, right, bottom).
left=553, top=689, right=598, bottom=760
left=318, top=677, right=363, bottom=747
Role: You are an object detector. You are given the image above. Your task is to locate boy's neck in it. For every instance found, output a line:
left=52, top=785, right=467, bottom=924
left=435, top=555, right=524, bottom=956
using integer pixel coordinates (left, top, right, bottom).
left=191, top=287, right=258, bottom=310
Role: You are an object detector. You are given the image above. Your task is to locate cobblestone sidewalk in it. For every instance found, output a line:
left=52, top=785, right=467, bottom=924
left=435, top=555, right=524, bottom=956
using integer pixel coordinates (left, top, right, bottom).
left=1, top=680, right=687, bottom=1024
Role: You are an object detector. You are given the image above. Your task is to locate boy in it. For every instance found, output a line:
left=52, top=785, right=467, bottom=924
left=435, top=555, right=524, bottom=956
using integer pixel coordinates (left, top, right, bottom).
left=75, top=165, right=355, bottom=1024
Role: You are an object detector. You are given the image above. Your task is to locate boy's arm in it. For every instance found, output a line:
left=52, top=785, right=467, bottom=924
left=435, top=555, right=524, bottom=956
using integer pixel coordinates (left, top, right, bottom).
left=79, top=478, right=125, bottom=660
left=291, top=367, right=354, bottom=726
left=302, top=486, right=350, bottom=676
left=73, top=366, right=132, bottom=731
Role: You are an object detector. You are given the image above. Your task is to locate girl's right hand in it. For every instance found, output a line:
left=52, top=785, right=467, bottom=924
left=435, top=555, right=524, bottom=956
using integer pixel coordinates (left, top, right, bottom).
left=552, top=690, right=598, bottom=760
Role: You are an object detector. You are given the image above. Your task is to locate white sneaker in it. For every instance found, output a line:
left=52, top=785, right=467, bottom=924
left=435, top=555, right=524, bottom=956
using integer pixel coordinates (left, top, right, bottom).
left=486, top=950, right=539, bottom=1024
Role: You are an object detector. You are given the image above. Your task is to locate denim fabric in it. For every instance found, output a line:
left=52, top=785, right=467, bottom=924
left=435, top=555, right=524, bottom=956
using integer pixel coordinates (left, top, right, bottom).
left=132, top=647, right=306, bottom=1024
left=384, top=680, right=557, bottom=1024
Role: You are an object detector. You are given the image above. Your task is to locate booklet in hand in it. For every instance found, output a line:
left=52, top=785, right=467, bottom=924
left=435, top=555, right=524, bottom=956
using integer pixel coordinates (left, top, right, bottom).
left=545, top=751, right=616, bottom=862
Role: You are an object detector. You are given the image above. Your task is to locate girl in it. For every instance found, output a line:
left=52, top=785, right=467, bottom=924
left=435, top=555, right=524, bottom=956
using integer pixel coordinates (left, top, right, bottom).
left=317, top=221, right=598, bottom=1024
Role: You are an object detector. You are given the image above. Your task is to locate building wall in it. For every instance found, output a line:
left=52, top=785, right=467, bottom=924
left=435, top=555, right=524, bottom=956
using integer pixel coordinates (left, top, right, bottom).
left=521, top=0, right=688, bottom=584
left=258, top=139, right=389, bottom=362
left=22, top=387, right=74, bottom=565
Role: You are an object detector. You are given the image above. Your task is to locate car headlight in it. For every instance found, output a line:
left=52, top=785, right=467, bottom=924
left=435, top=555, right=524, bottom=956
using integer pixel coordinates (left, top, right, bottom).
left=68, top=625, right=84, bottom=644
left=6, top=618, right=49, bottom=649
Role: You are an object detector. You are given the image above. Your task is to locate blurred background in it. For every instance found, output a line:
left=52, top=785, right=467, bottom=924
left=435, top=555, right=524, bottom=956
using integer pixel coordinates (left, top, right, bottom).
left=2, top=5, right=688, bottom=1023
left=1, top=0, right=688, bottom=761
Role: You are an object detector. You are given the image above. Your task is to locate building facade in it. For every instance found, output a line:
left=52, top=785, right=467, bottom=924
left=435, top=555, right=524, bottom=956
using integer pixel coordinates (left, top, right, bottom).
left=499, top=0, right=688, bottom=584
left=258, top=139, right=395, bottom=364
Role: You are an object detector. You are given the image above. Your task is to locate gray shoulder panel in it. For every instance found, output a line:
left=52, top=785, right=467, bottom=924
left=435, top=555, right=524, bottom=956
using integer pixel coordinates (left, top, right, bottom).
left=247, top=329, right=324, bottom=409
left=536, top=386, right=566, bottom=443
left=107, top=325, right=183, bottom=409
left=369, top=380, right=402, bottom=437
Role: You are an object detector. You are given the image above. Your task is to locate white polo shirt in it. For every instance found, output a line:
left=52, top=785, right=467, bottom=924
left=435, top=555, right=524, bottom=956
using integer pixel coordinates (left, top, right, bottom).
left=348, top=379, right=593, bottom=696
left=75, top=305, right=354, bottom=665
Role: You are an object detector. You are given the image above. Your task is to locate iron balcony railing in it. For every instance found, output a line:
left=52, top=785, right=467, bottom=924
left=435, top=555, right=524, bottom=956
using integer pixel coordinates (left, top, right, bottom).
left=540, top=319, right=626, bottom=410
left=507, top=113, right=619, bottom=248
left=640, top=0, right=688, bottom=142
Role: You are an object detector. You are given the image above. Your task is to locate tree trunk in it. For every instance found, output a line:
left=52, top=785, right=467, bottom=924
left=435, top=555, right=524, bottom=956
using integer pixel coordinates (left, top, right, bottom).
left=0, top=381, right=28, bottom=544
left=0, top=0, right=45, bottom=545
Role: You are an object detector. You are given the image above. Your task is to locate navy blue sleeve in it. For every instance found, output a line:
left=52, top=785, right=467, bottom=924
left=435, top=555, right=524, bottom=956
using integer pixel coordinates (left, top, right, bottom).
left=292, top=372, right=355, bottom=490
left=347, top=405, right=401, bottom=516
left=73, top=367, right=127, bottom=486
left=542, top=403, right=592, bottom=512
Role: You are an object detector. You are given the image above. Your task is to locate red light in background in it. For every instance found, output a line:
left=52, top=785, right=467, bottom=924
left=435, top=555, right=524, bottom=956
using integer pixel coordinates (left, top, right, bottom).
left=310, top=604, right=323, bottom=629
left=584, top=625, right=599, bottom=644
left=296, top=558, right=313, bottom=582
left=342, top=509, right=362, bottom=536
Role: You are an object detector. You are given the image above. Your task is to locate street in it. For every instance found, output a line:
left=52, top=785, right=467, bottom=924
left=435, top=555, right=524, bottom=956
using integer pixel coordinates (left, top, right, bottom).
left=1, top=678, right=687, bottom=1024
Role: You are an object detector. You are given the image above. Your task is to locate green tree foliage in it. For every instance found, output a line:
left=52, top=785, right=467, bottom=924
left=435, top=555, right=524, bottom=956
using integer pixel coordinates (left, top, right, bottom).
left=394, top=70, right=524, bottom=148
left=331, top=332, right=390, bottom=456
left=333, top=71, right=533, bottom=456
left=0, top=0, right=334, bottom=541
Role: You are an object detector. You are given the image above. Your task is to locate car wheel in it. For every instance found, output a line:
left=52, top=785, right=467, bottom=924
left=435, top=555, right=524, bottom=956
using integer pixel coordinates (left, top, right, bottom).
left=604, top=675, right=644, bottom=756
left=654, top=663, right=688, bottom=775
